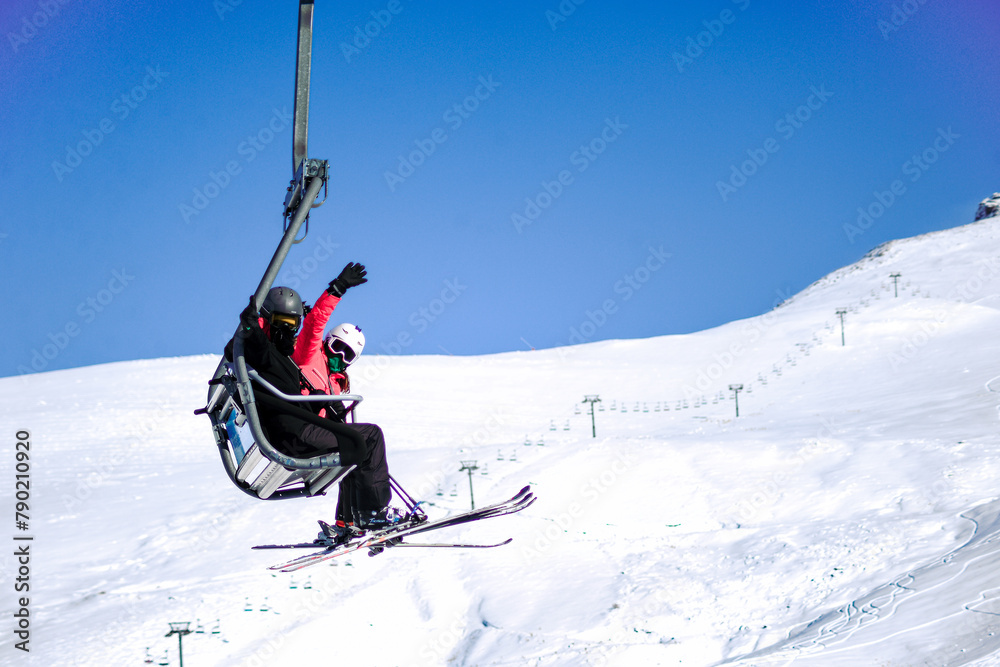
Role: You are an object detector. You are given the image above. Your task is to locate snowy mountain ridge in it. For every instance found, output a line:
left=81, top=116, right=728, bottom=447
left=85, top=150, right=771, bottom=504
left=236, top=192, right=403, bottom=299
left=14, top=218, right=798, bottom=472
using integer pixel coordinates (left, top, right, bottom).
left=976, top=193, right=1000, bottom=222
left=5, top=215, right=1000, bottom=665
left=779, top=215, right=1000, bottom=315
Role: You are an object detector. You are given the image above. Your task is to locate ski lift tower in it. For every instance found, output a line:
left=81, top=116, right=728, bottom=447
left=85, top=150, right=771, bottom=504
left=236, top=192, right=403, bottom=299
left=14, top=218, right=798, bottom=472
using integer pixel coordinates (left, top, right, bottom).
left=836, top=308, right=847, bottom=346
left=582, top=395, right=601, bottom=438
left=890, top=273, right=901, bottom=297
left=459, top=460, right=479, bottom=510
left=728, top=384, right=743, bottom=418
left=165, top=622, right=193, bottom=667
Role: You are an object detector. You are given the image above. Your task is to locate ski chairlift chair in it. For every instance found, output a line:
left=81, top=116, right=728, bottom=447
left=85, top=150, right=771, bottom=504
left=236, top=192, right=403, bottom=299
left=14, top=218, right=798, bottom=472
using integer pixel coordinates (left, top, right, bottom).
left=196, top=334, right=363, bottom=500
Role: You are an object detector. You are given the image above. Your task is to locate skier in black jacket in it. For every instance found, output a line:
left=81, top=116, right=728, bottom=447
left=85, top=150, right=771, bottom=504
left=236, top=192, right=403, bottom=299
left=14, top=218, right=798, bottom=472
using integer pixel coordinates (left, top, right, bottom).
left=225, top=286, right=399, bottom=530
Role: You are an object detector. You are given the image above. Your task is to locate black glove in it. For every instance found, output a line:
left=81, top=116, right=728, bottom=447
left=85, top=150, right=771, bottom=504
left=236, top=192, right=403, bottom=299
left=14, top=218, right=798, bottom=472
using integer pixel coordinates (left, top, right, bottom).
left=240, top=297, right=261, bottom=332
left=327, top=262, right=368, bottom=297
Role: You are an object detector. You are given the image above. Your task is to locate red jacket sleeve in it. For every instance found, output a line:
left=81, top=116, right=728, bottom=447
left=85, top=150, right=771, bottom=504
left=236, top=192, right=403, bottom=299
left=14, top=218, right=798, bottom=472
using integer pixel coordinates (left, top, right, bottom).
left=292, top=290, right=340, bottom=369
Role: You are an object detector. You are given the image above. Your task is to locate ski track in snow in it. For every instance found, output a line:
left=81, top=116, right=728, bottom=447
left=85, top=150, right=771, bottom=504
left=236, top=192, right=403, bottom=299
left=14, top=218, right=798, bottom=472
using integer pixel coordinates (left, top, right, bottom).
left=723, top=499, right=1000, bottom=666
left=4, top=216, right=1000, bottom=664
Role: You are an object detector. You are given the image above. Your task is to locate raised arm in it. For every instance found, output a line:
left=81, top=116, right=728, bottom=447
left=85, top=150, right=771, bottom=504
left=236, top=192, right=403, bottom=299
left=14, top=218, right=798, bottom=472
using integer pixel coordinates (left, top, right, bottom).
left=293, top=289, right=340, bottom=367
left=292, top=263, right=367, bottom=369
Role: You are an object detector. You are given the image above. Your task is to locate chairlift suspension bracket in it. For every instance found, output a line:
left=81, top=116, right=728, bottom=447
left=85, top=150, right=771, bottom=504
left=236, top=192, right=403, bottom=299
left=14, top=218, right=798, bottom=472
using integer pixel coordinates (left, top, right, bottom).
left=292, top=0, right=313, bottom=178
left=283, top=158, right=329, bottom=239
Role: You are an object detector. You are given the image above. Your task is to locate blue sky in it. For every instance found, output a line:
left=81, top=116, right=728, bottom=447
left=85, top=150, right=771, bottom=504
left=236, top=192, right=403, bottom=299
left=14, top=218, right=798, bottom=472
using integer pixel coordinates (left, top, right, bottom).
left=1, top=0, right=998, bottom=378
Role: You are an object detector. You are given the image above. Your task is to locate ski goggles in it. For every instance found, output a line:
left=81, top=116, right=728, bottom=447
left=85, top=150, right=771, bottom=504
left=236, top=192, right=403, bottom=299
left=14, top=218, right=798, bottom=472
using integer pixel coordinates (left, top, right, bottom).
left=326, top=337, right=357, bottom=363
left=269, top=312, right=301, bottom=332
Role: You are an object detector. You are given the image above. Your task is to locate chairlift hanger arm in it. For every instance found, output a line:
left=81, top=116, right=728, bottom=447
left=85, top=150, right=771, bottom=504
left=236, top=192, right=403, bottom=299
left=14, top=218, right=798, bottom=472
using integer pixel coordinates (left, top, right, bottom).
left=256, top=172, right=325, bottom=310
left=292, top=0, right=314, bottom=177
left=283, top=0, right=327, bottom=241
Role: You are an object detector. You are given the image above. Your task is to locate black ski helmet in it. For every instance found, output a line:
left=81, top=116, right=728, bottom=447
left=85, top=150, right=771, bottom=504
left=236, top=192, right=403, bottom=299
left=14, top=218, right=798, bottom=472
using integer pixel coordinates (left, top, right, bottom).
left=261, top=286, right=304, bottom=324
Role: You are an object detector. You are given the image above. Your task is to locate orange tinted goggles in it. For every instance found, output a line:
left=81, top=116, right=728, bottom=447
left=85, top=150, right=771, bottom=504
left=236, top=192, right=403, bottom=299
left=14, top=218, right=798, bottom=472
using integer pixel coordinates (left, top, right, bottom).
left=270, top=313, right=301, bottom=332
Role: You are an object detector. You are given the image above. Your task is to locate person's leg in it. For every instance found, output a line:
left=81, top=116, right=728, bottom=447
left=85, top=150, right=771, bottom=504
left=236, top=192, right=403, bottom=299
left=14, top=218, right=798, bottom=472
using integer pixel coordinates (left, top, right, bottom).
left=296, top=423, right=342, bottom=457
left=335, top=474, right=357, bottom=523
left=293, top=423, right=359, bottom=524
left=339, top=423, right=391, bottom=522
left=296, top=421, right=391, bottom=524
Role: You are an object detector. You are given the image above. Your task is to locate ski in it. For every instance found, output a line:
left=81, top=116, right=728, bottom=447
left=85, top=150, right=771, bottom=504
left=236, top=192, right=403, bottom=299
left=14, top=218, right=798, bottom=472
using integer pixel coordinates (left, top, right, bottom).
left=254, top=541, right=330, bottom=550
left=253, top=520, right=345, bottom=550
left=384, top=538, right=513, bottom=549
left=270, top=490, right=534, bottom=571
left=264, top=502, right=530, bottom=571
left=254, top=486, right=532, bottom=551
left=260, top=485, right=534, bottom=572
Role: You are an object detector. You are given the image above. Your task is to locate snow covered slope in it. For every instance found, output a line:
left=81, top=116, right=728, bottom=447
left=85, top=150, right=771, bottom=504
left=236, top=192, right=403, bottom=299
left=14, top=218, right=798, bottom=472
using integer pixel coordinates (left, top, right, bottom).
left=5, top=216, right=1000, bottom=666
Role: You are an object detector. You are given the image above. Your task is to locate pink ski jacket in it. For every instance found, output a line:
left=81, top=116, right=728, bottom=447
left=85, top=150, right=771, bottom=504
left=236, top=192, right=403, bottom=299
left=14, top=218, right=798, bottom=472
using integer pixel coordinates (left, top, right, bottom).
left=292, top=290, right=348, bottom=396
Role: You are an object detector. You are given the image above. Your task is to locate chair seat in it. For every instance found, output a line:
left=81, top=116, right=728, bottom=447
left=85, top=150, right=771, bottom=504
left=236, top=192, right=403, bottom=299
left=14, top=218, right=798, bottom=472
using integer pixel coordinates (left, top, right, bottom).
left=203, top=365, right=355, bottom=501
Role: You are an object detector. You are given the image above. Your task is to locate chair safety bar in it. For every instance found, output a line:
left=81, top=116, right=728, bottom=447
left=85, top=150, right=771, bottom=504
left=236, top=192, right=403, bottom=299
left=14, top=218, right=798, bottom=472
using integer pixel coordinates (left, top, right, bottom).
left=247, top=369, right=362, bottom=407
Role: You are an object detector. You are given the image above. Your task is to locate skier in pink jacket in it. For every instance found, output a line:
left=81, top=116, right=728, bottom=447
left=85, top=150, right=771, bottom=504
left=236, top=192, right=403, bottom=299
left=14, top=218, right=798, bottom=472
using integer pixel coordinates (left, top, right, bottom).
left=293, top=263, right=402, bottom=532
left=294, top=282, right=351, bottom=399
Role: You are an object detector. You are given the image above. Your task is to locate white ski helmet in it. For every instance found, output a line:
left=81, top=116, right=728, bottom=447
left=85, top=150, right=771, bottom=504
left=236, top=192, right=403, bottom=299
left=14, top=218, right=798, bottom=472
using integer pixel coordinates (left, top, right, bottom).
left=324, top=323, right=365, bottom=366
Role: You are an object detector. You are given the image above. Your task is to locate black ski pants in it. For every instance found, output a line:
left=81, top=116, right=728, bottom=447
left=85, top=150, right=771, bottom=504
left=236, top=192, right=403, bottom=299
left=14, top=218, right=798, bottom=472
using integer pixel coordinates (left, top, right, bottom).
left=297, top=422, right=391, bottom=521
